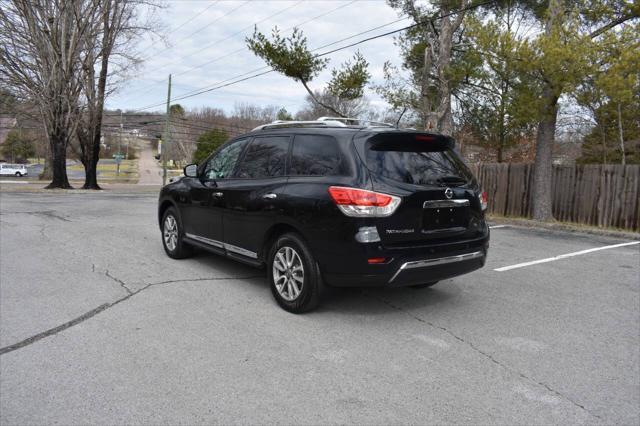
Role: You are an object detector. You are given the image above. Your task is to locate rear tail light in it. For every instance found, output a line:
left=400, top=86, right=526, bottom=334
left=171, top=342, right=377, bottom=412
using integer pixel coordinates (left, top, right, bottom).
left=367, top=257, right=387, bottom=264
left=328, top=186, right=401, bottom=217
left=479, top=191, right=488, bottom=211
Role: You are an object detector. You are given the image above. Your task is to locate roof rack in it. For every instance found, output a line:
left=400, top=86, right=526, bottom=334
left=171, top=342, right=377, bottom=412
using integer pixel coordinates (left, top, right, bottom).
left=251, top=120, right=347, bottom=132
left=316, top=116, right=395, bottom=128
left=252, top=117, right=397, bottom=132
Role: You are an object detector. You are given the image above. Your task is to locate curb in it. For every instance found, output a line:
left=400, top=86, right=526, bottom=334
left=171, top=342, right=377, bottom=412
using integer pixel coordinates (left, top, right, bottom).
left=1, top=182, right=160, bottom=194
left=487, top=215, right=640, bottom=241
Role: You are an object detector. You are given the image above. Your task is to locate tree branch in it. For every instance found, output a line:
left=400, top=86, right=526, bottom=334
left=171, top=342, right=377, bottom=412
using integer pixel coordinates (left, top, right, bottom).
left=300, top=79, right=345, bottom=118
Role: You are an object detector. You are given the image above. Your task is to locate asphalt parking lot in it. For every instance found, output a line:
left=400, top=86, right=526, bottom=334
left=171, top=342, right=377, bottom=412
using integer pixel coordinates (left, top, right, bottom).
left=0, top=191, right=638, bottom=425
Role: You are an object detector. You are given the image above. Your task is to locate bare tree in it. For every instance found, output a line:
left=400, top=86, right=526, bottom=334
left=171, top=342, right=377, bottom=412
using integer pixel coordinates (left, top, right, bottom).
left=75, top=0, right=158, bottom=189
left=0, top=0, right=98, bottom=188
left=295, top=90, right=371, bottom=121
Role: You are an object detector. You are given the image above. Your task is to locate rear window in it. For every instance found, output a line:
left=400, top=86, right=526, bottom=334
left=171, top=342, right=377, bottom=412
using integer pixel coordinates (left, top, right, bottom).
left=290, top=134, right=347, bottom=176
left=364, top=134, right=473, bottom=186
left=235, top=136, right=289, bottom=179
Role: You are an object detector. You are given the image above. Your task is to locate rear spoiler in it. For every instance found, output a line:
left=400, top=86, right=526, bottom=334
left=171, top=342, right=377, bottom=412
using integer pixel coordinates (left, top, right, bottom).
left=366, top=131, right=455, bottom=151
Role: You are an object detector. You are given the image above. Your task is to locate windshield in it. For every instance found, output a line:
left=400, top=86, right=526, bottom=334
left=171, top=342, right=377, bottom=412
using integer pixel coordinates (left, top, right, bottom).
left=363, top=137, right=474, bottom=186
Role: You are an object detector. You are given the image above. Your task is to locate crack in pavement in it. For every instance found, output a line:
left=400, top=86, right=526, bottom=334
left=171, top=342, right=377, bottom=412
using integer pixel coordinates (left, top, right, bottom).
left=0, top=273, right=264, bottom=356
left=0, top=210, right=71, bottom=222
left=143, top=275, right=264, bottom=287
left=104, top=270, right=133, bottom=295
left=363, top=291, right=603, bottom=421
left=38, top=224, right=50, bottom=241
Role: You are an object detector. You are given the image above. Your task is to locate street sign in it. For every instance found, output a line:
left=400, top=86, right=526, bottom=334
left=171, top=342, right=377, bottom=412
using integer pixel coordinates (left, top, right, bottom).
left=113, top=153, right=124, bottom=175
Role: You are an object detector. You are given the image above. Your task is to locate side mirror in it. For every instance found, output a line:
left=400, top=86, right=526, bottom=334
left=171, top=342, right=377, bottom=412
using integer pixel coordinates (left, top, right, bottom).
left=184, top=164, right=198, bottom=178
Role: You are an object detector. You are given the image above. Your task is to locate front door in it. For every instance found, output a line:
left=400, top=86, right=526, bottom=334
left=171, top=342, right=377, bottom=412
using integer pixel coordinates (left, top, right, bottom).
left=184, top=138, right=249, bottom=247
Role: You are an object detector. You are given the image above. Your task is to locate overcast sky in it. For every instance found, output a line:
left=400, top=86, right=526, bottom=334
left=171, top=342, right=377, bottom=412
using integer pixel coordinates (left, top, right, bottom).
left=105, top=0, right=410, bottom=116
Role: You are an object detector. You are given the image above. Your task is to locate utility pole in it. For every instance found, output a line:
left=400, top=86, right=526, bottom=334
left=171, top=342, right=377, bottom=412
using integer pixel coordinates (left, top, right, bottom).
left=162, top=74, right=172, bottom=186
left=117, top=111, right=123, bottom=176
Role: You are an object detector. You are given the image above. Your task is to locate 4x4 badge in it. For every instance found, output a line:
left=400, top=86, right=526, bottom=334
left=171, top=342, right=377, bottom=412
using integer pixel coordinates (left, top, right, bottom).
left=444, top=188, right=453, bottom=199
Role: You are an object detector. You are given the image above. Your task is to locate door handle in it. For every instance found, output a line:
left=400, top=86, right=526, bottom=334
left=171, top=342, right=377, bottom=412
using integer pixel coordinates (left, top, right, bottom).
left=262, top=193, right=277, bottom=199
left=212, top=192, right=223, bottom=198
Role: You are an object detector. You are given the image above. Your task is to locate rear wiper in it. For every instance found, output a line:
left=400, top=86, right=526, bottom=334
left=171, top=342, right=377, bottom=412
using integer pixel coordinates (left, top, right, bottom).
left=437, top=175, right=468, bottom=186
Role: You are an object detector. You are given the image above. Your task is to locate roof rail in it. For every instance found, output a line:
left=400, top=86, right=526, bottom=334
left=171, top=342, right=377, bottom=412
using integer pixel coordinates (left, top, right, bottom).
left=316, top=116, right=395, bottom=128
left=251, top=120, right=347, bottom=132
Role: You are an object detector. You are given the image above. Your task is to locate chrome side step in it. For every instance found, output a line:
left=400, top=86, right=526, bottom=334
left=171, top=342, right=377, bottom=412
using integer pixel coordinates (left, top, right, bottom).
left=185, top=233, right=258, bottom=259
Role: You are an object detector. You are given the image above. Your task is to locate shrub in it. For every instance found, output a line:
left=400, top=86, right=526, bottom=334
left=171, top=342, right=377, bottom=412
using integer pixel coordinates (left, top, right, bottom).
left=192, top=128, right=228, bottom=164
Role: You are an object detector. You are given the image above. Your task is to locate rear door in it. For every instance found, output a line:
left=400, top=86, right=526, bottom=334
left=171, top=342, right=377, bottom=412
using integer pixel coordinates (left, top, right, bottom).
left=220, top=135, right=291, bottom=259
left=356, top=132, right=484, bottom=246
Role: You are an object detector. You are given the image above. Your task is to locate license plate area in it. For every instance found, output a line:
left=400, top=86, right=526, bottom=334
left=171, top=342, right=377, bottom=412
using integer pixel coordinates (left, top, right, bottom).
left=423, top=199, right=469, bottom=231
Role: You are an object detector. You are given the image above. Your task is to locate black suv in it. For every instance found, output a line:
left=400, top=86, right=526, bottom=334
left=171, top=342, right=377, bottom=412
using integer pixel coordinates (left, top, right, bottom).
left=158, top=122, right=489, bottom=313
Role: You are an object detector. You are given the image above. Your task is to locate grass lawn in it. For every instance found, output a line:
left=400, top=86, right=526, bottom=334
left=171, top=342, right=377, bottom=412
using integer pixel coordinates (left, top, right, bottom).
left=68, top=160, right=139, bottom=183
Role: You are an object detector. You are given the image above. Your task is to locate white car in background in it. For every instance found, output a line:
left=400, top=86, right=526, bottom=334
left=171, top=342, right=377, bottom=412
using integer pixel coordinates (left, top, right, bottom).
left=0, top=163, right=28, bottom=177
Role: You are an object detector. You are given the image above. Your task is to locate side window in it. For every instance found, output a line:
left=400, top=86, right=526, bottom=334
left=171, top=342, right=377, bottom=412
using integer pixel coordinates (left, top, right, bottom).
left=203, top=139, right=248, bottom=180
left=234, top=136, right=289, bottom=179
left=290, top=134, right=346, bottom=176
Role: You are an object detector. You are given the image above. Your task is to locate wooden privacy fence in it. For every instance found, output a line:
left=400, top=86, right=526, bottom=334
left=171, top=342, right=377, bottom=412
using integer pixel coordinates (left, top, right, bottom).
left=468, top=163, right=640, bottom=231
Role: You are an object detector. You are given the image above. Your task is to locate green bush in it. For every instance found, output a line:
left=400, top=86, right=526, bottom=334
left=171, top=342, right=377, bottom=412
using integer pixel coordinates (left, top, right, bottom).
left=192, top=128, right=228, bottom=164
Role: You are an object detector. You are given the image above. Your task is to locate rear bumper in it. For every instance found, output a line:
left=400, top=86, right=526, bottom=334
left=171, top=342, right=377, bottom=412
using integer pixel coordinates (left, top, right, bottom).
left=321, top=237, right=489, bottom=288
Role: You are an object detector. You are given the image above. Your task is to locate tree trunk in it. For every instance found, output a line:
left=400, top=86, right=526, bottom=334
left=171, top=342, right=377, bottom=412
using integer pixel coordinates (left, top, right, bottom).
left=617, top=102, right=625, bottom=165
left=83, top=155, right=99, bottom=189
left=531, top=0, right=562, bottom=221
left=45, top=130, right=72, bottom=189
left=78, top=128, right=101, bottom=189
left=532, top=85, right=558, bottom=221
left=422, top=44, right=434, bottom=130
left=600, top=125, right=607, bottom=164
left=423, top=4, right=466, bottom=135
left=80, top=2, right=114, bottom=190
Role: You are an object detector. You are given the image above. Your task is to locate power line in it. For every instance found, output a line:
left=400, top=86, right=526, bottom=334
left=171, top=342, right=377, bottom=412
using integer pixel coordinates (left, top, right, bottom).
left=155, top=0, right=301, bottom=69
left=118, top=0, right=250, bottom=98
left=131, top=14, right=409, bottom=109
left=165, top=0, right=222, bottom=36
left=131, top=0, right=493, bottom=112
left=118, top=0, right=360, bottom=101
left=172, top=0, right=359, bottom=77
left=151, top=0, right=248, bottom=61
left=133, top=0, right=223, bottom=59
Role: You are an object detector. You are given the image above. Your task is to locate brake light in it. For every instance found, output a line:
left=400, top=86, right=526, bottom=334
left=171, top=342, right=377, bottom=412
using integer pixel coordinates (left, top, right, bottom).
left=367, top=257, right=387, bottom=264
left=415, top=135, right=434, bottom=142
left=479, top=191, right=488, bottom=211
left=328, top=186, right=401, bottom=217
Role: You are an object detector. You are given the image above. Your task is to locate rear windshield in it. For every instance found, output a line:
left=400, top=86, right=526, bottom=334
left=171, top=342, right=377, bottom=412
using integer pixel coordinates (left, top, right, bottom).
left=363, top=134, right=473, bottom=186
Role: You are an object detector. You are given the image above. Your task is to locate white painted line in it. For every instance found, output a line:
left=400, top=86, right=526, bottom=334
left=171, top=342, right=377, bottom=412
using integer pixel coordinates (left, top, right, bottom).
left=490, top=225, right=509, bottom=229
left=0, top=180, right=30, bottom=184
left=494, top=241, right=640, bottom=272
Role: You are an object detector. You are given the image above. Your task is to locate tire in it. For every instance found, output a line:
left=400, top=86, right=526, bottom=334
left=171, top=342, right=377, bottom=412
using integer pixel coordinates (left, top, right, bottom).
left=268, top=232, right=323, bottom=313
left=15, top=172, right=22, bottom=177
left=161, top=207, right=193, bottom=259
left=410, top=281, right=439, bottom=289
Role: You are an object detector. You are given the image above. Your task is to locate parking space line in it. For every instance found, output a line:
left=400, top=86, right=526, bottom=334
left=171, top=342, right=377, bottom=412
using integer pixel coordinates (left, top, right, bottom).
left=490, top=225, right=509, bottom=229
left=494, top=241, right=640, bottom=272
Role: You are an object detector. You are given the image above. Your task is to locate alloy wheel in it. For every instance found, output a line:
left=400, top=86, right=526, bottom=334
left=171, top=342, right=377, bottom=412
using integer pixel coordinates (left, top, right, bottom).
left=272, top=246, right=305, bottom=301
left=163, top=214, right=178, bottom=251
